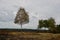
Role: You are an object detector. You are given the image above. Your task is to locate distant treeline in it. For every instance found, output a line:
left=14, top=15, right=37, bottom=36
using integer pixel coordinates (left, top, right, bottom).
left=0, top=29, right=60, bottom=33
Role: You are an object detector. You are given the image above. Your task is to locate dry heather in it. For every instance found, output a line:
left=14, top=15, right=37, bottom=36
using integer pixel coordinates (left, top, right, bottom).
left=0, top=31, right=60, bottom=40
left=6, top=32, right=60, bottom=40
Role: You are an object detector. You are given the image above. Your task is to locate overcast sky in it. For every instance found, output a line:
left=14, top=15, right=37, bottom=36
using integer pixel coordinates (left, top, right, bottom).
left=0, top=0, right=60, bottom=29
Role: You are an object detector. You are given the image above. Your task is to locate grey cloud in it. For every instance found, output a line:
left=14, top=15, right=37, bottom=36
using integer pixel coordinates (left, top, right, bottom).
left=0, top=0, right=60, bottom=28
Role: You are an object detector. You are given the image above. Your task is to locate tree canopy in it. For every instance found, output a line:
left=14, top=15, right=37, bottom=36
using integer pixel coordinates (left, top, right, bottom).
left=38, top=17, right=56, bottom=32
left=14, top=7, right=29, bottom=28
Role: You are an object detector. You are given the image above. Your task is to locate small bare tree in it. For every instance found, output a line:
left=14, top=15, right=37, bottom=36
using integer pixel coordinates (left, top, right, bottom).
left=14, top=7, right=29, bottom=29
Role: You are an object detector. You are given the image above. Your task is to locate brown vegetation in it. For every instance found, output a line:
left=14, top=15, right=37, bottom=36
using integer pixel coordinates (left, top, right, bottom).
left=0, top=31, right=60, bottom=40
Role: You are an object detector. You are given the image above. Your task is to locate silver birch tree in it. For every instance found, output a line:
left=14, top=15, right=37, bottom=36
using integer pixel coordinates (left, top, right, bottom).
left=14, top=7, right=29, bottom=29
